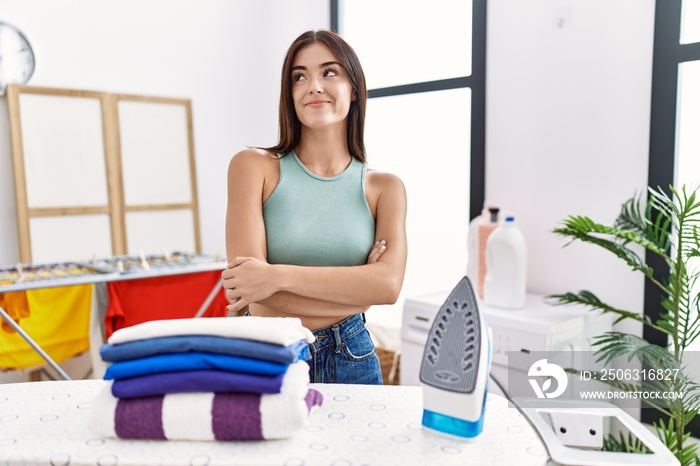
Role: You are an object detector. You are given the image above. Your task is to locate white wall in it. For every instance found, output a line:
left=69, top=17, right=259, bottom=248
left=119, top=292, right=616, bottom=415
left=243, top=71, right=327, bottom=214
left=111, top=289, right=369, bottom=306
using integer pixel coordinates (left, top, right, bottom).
left=0, top=0, right=329, bottom=383
left=486, top=0, right=656, bottom=340
left=0, top=0, right=658, bottom=312
left=0, top=0, right=330, bottom=265
left=0, top=0, right=659, bottom=386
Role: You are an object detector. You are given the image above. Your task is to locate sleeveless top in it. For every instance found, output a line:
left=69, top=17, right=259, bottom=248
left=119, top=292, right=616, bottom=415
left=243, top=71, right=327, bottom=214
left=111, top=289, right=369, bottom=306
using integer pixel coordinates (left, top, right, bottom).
left=263, top=151, right=376, bottom=267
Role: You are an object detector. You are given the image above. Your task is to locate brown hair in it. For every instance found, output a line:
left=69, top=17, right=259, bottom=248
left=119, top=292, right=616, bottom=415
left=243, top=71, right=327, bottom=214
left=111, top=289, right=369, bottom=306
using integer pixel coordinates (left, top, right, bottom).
left=263, top=29, right=368, bottom=163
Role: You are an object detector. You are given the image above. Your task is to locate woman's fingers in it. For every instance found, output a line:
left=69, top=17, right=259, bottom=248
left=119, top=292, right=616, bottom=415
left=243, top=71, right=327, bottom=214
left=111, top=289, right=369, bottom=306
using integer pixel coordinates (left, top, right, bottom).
left=220, top=257, right=275, bottom=312
left=227, top=256, right=252, bottom=268
left=227, top=296, right=248, bottom=314
left=366, top=240, right=387, bottom=263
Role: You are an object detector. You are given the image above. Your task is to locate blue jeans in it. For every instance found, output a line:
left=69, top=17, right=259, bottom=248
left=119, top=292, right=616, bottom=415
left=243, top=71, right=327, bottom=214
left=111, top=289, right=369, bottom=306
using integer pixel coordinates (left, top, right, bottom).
left=308, top=314, right=383, bottom=385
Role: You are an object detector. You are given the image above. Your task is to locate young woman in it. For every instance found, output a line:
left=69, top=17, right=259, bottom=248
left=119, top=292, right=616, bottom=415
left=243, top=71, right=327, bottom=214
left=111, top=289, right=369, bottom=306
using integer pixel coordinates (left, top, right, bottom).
left=222, top=29, right=407, bottom=385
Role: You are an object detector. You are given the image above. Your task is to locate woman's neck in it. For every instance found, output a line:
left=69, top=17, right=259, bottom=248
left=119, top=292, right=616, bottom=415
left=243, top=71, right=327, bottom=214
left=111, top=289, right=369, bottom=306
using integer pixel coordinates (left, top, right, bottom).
left=296, top=127, right=352, bottom=177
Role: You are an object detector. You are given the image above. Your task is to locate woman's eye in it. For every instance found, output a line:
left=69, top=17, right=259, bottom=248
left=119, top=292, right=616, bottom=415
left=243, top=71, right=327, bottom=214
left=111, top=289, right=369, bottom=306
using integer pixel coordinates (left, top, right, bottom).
left=292, top=73, right=306, bottom=82
left=323, top=68, right=338, bottom=77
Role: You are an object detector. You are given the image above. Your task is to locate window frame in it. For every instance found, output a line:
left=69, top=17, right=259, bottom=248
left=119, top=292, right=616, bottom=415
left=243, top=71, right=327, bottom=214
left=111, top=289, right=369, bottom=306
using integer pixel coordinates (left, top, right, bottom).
left=330, top=0, right=487, bottom=220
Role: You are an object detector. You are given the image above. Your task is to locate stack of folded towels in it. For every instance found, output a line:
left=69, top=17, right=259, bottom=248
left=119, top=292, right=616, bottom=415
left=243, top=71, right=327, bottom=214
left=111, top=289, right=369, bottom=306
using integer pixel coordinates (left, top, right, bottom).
left=88, top=316, right=322, bottom=441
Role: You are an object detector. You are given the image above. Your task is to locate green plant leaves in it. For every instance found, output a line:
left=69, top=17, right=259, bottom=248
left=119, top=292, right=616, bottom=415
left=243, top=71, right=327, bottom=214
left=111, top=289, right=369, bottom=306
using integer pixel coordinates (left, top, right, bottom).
left=602, top=431, right=652, bottom=454
left=553, top=216, right=660, bottom=276
left=655, top=417, right=699, bottom=466
left=593, top=332, right=677, bottom=366
left=549, top=184, right=700, bottom=464
left=545, top=291, right=664, bottom=332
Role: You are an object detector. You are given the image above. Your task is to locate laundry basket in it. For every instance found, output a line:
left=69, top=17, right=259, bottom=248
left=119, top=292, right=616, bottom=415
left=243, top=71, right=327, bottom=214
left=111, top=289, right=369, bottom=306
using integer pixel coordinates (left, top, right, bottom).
left=376, top=346, right=401, bottom=385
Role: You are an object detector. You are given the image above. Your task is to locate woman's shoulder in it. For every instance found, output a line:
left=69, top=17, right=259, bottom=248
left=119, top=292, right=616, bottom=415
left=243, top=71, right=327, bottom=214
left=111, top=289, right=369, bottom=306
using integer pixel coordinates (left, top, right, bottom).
left=228, top=147, right=281, bottom=188
left=229, top=147, right=280, bottom=173
left=365, top=167, right=406, bottom=211
left=366, top=167, right=405, bottom=192
left=231, top=147, right=279, bottom=165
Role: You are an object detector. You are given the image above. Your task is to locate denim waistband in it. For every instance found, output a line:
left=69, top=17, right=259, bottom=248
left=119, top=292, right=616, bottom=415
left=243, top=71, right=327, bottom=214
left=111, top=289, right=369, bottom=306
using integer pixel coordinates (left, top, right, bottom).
left=310, top=314, right=366, bottom=353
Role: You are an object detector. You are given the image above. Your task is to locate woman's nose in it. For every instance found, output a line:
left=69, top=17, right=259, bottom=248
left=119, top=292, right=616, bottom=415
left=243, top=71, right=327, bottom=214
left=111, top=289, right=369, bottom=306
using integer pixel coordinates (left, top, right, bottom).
left=308, top=77, right=324, bottom=94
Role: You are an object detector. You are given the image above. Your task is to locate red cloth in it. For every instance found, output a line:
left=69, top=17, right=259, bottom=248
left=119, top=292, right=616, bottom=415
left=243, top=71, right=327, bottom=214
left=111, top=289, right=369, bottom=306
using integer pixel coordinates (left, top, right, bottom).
left=104, top=271, right=229, bottom=340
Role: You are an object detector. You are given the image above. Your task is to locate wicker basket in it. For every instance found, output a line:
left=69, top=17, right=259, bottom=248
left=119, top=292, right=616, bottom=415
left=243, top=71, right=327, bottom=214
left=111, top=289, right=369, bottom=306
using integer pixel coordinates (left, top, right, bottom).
left=376, top=347, right=401, bottom=385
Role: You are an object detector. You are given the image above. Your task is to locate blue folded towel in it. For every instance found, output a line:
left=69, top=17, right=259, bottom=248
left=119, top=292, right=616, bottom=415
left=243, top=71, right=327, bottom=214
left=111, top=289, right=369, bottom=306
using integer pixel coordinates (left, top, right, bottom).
left=104, top=351, right=289, bottom=380
left=100, top=335, right=309, bottom=364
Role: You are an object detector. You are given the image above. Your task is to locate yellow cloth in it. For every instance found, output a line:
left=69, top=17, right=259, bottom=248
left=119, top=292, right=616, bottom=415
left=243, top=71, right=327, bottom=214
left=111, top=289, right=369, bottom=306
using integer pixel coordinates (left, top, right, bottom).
left=0, top=291, right=31, bottom=332
left=0, top=284, right=92, bottom=369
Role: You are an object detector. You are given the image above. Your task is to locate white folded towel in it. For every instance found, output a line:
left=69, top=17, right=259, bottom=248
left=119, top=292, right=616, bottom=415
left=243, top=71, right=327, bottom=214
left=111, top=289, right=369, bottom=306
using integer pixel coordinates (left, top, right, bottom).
left=107, top=316, right=315, bottom=346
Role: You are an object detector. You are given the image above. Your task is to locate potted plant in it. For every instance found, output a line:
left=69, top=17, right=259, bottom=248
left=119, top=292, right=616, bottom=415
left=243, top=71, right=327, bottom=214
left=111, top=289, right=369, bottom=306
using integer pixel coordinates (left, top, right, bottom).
left=547, top=185, right=700, bottom=466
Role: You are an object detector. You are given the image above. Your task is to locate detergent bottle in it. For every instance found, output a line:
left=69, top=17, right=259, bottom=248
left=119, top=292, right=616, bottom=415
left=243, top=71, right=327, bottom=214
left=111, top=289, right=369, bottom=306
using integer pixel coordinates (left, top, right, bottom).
left=484, top=216, right=527, bottom=309
left=466, top=208, right=486, bottom=287
left=474, top=207, right=500, bottom=298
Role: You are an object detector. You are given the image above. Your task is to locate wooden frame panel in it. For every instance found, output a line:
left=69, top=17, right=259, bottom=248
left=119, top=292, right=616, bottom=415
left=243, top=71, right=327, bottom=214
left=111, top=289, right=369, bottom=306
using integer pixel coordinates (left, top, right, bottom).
left=6, top=85, right=201, bottom=263
left=112, top=94, right=201, bottom=253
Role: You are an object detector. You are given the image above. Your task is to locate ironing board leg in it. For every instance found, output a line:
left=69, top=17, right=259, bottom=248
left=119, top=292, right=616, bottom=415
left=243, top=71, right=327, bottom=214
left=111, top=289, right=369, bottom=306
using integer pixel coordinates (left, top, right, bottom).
left=193, top=278, right=224, bottom=319
left=0, top=305, right=72, bottom=381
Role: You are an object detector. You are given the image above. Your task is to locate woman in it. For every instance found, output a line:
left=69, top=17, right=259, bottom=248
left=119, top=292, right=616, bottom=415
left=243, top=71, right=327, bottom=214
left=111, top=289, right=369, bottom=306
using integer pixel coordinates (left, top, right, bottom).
left=222, top=29, right=407, bottom=385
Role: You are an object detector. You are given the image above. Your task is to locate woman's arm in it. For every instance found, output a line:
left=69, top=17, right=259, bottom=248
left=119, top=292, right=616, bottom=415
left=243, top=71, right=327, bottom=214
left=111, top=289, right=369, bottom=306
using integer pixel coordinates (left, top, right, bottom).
left=224, top=149, right=375, bottom=317
left=225, top=170, right=408, bottom=314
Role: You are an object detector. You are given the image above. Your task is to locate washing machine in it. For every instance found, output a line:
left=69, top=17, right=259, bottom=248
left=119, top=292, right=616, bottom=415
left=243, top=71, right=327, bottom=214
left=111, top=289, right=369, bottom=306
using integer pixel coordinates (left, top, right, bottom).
left=400, top=289, right=614, bottom=397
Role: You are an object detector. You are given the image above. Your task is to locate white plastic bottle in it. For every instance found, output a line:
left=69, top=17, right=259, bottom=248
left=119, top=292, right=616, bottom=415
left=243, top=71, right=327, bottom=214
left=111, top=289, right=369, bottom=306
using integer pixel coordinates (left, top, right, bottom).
left=484, top=216, right=527, bottom=309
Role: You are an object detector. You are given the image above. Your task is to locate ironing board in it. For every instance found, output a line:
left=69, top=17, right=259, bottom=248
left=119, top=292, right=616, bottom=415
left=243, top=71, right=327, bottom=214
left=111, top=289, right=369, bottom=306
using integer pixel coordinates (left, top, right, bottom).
left=0, top=380, right=548, bottom=465
left=0, top=257, right=227, bottom=380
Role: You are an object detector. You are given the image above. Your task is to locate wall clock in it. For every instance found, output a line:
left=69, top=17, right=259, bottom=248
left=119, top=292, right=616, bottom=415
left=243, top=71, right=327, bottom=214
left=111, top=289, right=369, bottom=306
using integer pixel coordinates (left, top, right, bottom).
left=0, top=21, right=35, bottom=96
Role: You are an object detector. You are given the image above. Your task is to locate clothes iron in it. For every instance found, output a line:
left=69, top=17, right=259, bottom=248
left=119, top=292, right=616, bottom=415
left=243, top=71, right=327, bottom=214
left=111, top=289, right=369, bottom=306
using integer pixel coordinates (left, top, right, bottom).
left=419, top=276, right=491, bottom=439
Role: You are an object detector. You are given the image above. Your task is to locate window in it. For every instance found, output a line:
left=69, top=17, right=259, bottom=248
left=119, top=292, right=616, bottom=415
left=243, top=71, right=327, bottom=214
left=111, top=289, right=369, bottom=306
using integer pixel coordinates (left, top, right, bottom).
left=676, top=62, right=700, bottom=190
left=331, top=0, right=486, bottom=327
left=681, top=0, right=700, bottom=44
left=340, top=2, right=473, bottom=88
left=645, top=0, right=700, bottom=431
left=647, top=0, right=700, bottom=343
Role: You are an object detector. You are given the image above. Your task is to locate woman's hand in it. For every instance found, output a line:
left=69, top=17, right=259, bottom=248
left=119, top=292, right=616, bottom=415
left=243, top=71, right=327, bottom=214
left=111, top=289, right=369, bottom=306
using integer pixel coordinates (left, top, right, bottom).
left=223, top=241, right=387, bottom=314
left=366, top=240, right=387, bottom=263
left=222, top=257, right=278, bottom=313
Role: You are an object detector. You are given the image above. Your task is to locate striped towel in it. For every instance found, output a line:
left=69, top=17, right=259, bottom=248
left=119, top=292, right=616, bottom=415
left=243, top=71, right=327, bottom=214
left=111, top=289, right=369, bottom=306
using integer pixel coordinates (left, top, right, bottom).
left=88, top=381, right=324, bottom=440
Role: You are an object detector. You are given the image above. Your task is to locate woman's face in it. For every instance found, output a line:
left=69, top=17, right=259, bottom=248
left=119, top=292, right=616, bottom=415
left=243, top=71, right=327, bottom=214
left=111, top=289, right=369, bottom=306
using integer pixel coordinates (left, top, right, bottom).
left=291, top=42, right=355, bottom=131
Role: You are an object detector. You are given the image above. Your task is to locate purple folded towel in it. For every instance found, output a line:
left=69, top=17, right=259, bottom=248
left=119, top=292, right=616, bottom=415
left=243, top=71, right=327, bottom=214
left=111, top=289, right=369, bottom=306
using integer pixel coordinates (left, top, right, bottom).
left=89, top=381, right=323, bottom=441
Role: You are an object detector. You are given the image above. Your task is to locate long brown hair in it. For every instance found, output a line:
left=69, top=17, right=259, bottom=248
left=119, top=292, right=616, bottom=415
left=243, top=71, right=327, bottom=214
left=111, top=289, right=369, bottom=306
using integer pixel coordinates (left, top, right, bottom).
left=264, top=30, right=368, bottom=163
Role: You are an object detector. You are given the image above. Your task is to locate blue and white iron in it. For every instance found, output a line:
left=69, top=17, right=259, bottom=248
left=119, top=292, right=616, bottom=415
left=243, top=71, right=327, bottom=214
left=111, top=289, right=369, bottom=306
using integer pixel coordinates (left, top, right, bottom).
left=419, top=276, right=491, bottom=439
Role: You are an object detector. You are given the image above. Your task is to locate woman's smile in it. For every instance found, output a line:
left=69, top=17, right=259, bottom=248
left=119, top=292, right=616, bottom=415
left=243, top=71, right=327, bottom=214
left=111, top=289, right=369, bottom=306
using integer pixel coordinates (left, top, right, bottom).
left=305, top=99, right=331, bottom=107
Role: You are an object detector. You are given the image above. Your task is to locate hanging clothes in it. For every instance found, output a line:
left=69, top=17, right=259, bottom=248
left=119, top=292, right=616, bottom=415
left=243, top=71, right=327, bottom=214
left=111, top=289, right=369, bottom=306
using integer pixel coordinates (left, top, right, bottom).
left=0, top=284, right=92, bottom=369
left=104, top=270, right=229, bottom=339
left=0, top=291, right=31, bottom=333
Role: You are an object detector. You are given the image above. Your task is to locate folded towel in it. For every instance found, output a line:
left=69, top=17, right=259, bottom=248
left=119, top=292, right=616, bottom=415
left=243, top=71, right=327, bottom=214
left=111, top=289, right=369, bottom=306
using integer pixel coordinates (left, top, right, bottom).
left=100, top=335, right=309, bottom=364
left=104, top=352, right=288, bottom=380
left=107, top=316, right=315, bottom=346
left=112, top=361, right=310, bottom=398
left=88, top=382, right=324, bottom=440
